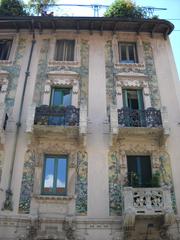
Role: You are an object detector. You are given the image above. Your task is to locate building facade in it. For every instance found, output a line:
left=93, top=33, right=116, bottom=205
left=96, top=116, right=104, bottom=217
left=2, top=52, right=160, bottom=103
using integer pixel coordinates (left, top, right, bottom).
left=0, top=16, right=180, bottom=240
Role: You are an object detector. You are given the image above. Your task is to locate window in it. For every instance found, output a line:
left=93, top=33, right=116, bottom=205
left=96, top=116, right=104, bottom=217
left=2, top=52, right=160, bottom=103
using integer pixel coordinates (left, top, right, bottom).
left=42, top=155, right=68, bottom=195
left=54, top=39, right=75, bottom=61
left=123, top=89, right=144, bottom=110
left=122, top=89, right=145, bottom=127
left=118, top=42, right=138, bottom=63
left=0, top=39, right=12, bottom=60
left=49, top=88, right=72, bottom=125
left=127, top=156, right=152, bottom=187
left=50, top=87, right=72, bottom=107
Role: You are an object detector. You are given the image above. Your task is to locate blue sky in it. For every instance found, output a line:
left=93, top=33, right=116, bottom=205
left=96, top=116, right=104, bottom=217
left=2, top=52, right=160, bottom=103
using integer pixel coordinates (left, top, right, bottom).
left=33, top=0, right=180, bottom=79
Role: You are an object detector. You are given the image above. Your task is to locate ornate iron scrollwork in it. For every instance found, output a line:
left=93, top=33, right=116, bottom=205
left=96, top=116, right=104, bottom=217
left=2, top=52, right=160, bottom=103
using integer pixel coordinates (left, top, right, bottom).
left=34, top=105, right=79, bottom=126
left=118, top=107, right=162, bottom=127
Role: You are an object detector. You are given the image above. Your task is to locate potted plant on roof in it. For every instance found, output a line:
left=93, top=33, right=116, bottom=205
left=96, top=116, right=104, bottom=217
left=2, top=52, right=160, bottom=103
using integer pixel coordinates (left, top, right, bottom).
left=104, top=0, right=146, bottom=19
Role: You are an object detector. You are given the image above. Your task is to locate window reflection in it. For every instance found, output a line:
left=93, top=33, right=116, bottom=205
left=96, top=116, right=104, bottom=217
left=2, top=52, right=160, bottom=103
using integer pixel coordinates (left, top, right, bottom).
left=56, top=158, right=67, bottom=193
left=44, top=158, right=54, bottom=193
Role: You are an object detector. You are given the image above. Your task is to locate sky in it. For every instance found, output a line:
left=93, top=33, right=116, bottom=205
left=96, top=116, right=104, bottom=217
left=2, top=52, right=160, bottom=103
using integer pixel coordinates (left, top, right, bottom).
left=29, top=0, right=180, bottom=79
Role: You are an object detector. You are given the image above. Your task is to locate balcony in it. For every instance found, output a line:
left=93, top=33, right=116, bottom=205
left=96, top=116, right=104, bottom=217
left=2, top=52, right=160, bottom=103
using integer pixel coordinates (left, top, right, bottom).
left=118, top=107, right=162, bottom=128
left=26, top=104, right=87, bottom=142
left=34, top=105, right=79, bottom=126
left=123, top=186, right=175, bottom=228
left=110, top=106, right=169, bottom=143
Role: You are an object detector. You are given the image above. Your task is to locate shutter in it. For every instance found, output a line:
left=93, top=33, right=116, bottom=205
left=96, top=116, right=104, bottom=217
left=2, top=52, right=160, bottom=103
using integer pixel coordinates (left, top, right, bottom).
left=51, top=88, right=63, bottom=106
left=137, top=90, right=144, bottom=110
left=122, top=89, right=129, bottom=107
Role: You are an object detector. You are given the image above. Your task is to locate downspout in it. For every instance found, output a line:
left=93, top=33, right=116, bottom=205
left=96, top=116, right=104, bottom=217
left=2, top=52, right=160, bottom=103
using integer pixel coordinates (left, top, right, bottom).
left=3, top=21, right=36, bottom=211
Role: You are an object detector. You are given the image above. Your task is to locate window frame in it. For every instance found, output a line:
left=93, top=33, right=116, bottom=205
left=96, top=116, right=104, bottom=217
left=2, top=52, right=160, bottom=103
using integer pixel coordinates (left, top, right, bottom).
left=41, top=155, right=68, bottom=196
left=118, top=42, right=138, bottom=64
left=54, top=39, right=75, bottom=62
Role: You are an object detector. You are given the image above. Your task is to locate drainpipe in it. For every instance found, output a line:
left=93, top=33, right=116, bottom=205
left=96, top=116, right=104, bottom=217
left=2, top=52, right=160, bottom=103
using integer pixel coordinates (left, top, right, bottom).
left=2, top=21, right=36, bottom=211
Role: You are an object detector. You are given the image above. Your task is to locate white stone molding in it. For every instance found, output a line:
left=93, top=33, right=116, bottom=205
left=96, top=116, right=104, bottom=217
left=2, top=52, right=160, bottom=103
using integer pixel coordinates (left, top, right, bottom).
left=123, top=187, right=135, bottom=228
left=0, top=70, right=9, bottom=104
left=163, top=186, right=175, bottom=226
left=110, top=104, right=118, bottom=134
left=123, top=186, right=175, bottom=228
left=119, top=151, right=127, bottom=185
left=161, top=106, right=170, bottom=136
left=0, top=104, right=5, bottom=132
left=115, top=73, right=151, bottom=110
left=151, top=151, right=160, bottom=170
left=112, top=34, right=119, bottom=67
left=43, top=70, right=80, bottom=107
left=0, top=70, right=9, bottom=132
left=26, top=103, right=36, bottom=133
left=79, top=104, right=87, bottom=135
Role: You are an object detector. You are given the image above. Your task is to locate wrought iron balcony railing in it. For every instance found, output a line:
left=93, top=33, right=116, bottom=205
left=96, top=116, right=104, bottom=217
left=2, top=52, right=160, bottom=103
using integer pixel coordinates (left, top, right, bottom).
left=118, top=107, right=162, bottom=127
left=34, top=105, right=79, bottom=126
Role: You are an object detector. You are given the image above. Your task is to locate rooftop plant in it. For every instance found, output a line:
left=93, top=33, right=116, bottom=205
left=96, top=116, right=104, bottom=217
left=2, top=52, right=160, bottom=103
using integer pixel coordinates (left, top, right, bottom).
left=0, top=0, right=28, bottom=16
left=104, top=0, right=145, bottom=19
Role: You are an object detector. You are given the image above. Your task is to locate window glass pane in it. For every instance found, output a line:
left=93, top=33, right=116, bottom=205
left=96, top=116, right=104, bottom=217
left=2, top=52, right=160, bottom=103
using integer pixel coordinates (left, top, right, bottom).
left=56, top=158, right=67, bottom=193
left=51, top=88, right=71, bottom=106
left=127, top=90, right=139, bottom=110
left=128, top=45, right=135, bottom=62
left=62, top=89, right=71, bottom=106
left=44, top=157, right=54, bottom=193
left=0, top=39, right=12, bottom=60
left=119, top=42, right=138, bottom=63
left=140, top=156, right=152, bottom=187
left=127, top=156, right=152, bottom=187
left=55, top=40, right=64, bottom=61
left=66, top=40, right=75, bottom=61
left=52, top=89, right=62, bottom=106
left=121, top=45, right=127, bottom=61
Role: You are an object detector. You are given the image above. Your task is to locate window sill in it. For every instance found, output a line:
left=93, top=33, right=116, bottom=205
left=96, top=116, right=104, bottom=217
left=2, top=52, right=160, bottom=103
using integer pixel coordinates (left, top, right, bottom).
left=115, top=62, right=145, bottom=69
left=48, top=60, right=80, bottom=67
left=0, top=60, right=12, bottom=65
left=33, top=194, right=75, bottom=203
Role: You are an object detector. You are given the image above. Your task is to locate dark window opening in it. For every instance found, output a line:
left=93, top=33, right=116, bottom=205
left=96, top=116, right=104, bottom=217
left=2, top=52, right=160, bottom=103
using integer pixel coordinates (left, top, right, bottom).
left=54, top=39, right=75, bottom=61
left=127, top=155, right=152, bottom=187
left=0, top=39, right=12, bottom=60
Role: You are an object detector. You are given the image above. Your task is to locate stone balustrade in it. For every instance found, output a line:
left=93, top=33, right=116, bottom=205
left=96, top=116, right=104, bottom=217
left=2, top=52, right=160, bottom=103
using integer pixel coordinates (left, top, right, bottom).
left=123, top=186, right=175, bottom=228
